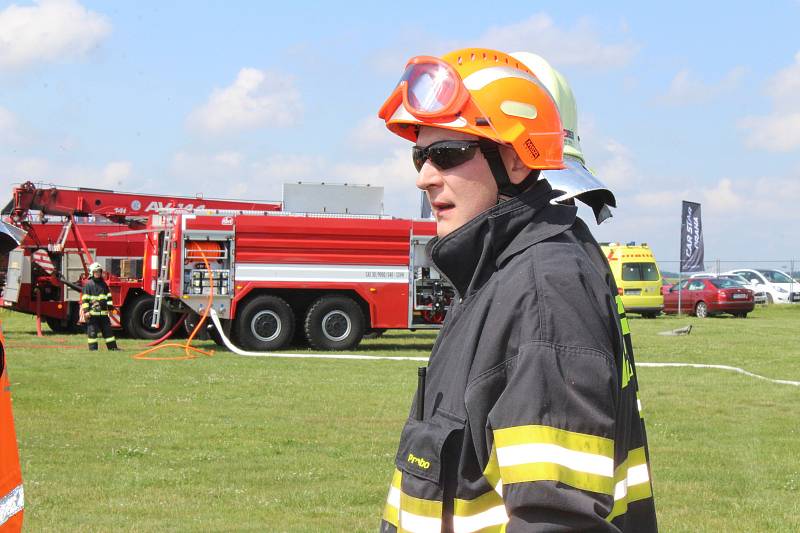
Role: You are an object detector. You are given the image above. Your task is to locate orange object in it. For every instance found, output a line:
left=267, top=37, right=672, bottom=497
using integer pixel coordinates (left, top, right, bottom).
left=378, top=48, right=565, bottom=170
left=0, top=327, right=24, bottom=531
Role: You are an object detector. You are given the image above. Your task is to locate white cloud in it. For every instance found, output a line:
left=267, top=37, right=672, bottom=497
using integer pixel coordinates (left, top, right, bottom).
left=346, top=116, right=407, bottom=152
left=368, top=12, right=637, bottom=77
left=658, top=66, right=746, bottom=105
left=740, top=51, right=800, bottom=152
left=0, top=0, right=111, bottom=70
left=100, top=160, right=132, bottom=188
left=187, top=68, right=302, bottom=135
left=588, top=139, right=639, bottom=191
left=477, top=13, right=638, bottom=69
left=330, top=148, right=421, bottom=217
left=701, top=178, right=743, bottom=213
left=766, top=51, right=800, bottom=111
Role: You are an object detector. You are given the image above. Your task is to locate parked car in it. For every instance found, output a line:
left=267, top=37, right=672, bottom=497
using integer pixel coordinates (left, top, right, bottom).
left=663, top=277, right=755, bottom=318
left=723, top=269, right=800, bottom=304
left=717, top=274, right=768, bottom=304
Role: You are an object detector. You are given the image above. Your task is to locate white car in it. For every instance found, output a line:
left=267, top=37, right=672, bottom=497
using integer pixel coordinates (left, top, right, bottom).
left=724, top=269, right=800, bottom=304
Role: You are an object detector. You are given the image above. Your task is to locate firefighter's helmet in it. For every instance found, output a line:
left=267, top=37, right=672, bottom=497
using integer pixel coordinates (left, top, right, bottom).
left=378, top=48, right=565, bottom=172
left=88, top=262, right=103, bottom=274
left=510, top=51, right=616, bottom=223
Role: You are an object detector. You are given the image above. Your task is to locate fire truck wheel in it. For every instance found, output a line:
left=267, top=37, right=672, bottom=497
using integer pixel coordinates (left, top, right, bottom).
left=125, top=295, right=176, bottom=339
left=304, top=295, right=365, bottom=351
left=235, top=295, right=295, bottom=351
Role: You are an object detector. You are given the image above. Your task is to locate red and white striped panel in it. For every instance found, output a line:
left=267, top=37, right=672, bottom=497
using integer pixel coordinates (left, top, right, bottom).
left=31, top=249, right=55, bottom=274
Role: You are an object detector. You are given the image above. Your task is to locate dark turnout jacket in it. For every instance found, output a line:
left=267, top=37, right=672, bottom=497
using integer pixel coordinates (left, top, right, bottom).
left=381, top=181, right=657, bottom=532
left=81, top=277, right=114, bottom=316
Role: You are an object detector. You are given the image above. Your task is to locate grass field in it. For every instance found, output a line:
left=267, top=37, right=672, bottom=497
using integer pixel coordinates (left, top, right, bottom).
left=4, top=305, right=800, bottom=532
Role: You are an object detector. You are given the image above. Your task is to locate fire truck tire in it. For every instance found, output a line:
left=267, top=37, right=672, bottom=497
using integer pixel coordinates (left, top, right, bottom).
left=125, top=295, right=176, bottom=339
left=304, top=295, right=365, bottom=351
left=235, top=295, right=295, bottom=351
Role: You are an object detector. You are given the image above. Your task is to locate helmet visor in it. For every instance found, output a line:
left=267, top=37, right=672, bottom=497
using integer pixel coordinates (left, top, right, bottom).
left=401, top=62, right=459, bottom=114
left=379, top=56, right=469, bottom=121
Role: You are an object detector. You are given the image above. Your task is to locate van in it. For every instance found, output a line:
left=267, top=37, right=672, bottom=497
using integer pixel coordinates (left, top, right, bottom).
left=600, top=242, right=664, bottom=318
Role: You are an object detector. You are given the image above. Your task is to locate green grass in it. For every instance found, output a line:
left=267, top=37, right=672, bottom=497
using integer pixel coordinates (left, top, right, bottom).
left=4, top=305, right=799, bottom=531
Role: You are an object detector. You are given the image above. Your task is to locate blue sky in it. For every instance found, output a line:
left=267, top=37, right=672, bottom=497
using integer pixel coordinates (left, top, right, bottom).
left=1, top=0, right=799, bottom=266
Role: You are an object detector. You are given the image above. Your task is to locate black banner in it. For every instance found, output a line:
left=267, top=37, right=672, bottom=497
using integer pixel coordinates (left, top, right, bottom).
left=680, top=201, right=705, bottom=272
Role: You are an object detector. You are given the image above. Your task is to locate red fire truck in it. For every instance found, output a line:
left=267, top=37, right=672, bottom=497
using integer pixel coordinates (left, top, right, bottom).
left=1, top=182, right=281, bottom=337
left=142, top=211, right=454, bottom=350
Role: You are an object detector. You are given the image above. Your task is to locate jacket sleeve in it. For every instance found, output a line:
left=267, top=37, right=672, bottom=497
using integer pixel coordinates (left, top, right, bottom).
left=485, top=340, right=621, bottom=532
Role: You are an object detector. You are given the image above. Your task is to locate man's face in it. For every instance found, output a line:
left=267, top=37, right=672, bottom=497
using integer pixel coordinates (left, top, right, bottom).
left=416, top=127, right=498, bottom=238
left=93, top=269, right=102, bottom=278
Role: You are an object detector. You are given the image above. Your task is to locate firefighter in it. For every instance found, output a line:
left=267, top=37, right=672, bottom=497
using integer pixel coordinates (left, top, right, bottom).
left=0, top=327, right=24, bottom=530
left=81, top=263, right=119, bottom=351
left=377, top=48, right=657, bottom=531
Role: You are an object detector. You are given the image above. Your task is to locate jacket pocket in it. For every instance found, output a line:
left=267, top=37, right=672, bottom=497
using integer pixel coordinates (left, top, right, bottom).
left=395, top=409, right=465, bottom=484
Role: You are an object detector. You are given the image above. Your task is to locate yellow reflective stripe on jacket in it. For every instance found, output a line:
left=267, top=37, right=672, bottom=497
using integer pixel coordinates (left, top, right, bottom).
left=82, top=294, right=110, bottom=301
left=381, top=467, right=444, bottom=532
left=607, top=447, right=653, bottom=521
left=88, top=311, right=108, bottom=316
left=493, top=425, right=615, bottom=495
left=615, top=295, right=630, bottom=335
left=453, top=489, right=508, bottom=532
left=81, top=303, right=90, bottom=309
left=483, top=445, right=502, bottom=495
left=382, top=468, right=401, bottom=527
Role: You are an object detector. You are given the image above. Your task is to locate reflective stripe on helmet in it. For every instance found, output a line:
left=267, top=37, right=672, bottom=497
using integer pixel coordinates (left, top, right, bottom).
left=462, top=65, right=542, bottom=91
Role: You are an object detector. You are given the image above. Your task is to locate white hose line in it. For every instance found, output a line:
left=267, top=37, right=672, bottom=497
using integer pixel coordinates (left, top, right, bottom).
left=209, top=309, right=428, bottom=362
left=637, top=362, right=800, bottom=387
left=210, top=310, right=800, bottom=384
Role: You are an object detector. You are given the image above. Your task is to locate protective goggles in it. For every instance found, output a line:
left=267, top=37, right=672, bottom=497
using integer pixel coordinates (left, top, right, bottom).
left=378, top=56, right=471, bottom=121
left=412, top=140, right=480, bottom=172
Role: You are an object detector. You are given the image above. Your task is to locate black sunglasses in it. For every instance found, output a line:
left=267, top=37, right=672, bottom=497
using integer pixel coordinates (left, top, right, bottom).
left=412, top=140, right=481, bottom=172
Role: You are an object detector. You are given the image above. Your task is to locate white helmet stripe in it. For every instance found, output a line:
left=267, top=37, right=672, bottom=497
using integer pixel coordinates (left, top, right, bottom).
left=389, top=104, right=467, bottom=128
left=463, top=66, right=541, bottom=91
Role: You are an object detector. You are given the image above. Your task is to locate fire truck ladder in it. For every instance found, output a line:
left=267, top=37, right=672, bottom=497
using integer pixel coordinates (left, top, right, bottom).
left=150, top=217, right=173, bottom=328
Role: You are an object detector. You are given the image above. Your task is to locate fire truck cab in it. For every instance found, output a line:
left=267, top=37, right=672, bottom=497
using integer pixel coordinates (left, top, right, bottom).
left=144, top=211, right=453, bottom=351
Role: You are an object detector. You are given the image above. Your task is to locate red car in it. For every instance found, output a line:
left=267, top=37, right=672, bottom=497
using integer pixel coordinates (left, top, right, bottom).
left=663, top=277, right=755, bottom=318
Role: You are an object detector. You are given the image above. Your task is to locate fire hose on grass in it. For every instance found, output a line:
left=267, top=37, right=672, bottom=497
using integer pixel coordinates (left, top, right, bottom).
left=133, top=243, right=215, bottom=361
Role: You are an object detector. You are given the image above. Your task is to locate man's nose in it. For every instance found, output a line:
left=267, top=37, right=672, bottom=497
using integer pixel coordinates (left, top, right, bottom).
left=416, top=161, right=443, bottom=191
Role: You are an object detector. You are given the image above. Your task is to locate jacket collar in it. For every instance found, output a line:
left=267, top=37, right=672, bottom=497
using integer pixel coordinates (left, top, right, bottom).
left=428, top=180, right=577, bottom=298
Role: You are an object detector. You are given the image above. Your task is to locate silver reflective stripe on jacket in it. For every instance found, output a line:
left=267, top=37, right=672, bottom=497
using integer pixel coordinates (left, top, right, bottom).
left=0, top=483, right=23, bottom=525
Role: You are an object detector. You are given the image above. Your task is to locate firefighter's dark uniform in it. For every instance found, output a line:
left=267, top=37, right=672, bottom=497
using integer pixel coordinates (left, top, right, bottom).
left=381, top=181, right=657, bottom=532
left=81, top=277, right=118, bottom=351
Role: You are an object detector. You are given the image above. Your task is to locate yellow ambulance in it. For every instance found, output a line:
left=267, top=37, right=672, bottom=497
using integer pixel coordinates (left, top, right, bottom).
left=600, top=242, right=664, bottom=318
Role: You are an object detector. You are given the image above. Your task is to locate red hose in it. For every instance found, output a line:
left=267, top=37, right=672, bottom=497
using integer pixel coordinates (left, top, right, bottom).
left=145, top=314, right=187, bottom=347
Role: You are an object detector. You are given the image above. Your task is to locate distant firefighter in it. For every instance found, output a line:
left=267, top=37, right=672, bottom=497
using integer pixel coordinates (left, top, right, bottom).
left=81, top=262, right=120, bottom=351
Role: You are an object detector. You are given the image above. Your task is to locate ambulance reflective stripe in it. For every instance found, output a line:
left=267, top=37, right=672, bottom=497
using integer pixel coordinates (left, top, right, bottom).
left=493, top=425, right=615, bottom=495
left=0, top=484, right=23, bottom=526
left=382, top=468, right=443, bottom=532
left=606, top=447, right=653, bottom=522
left=453, top=490, right=508, bottom=532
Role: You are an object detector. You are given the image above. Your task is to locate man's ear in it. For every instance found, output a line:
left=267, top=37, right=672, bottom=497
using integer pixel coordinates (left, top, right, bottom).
left=499, top=145, right=532, bottom=185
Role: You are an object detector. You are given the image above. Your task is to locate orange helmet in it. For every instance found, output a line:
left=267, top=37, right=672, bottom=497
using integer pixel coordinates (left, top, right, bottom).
left=378, top=48, right=565, bottom=171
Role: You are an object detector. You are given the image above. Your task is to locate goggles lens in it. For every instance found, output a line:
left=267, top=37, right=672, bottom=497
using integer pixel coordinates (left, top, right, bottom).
left=400, top=61, right=459, bottom=114
left=412, top=140, right=480, bottom=172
